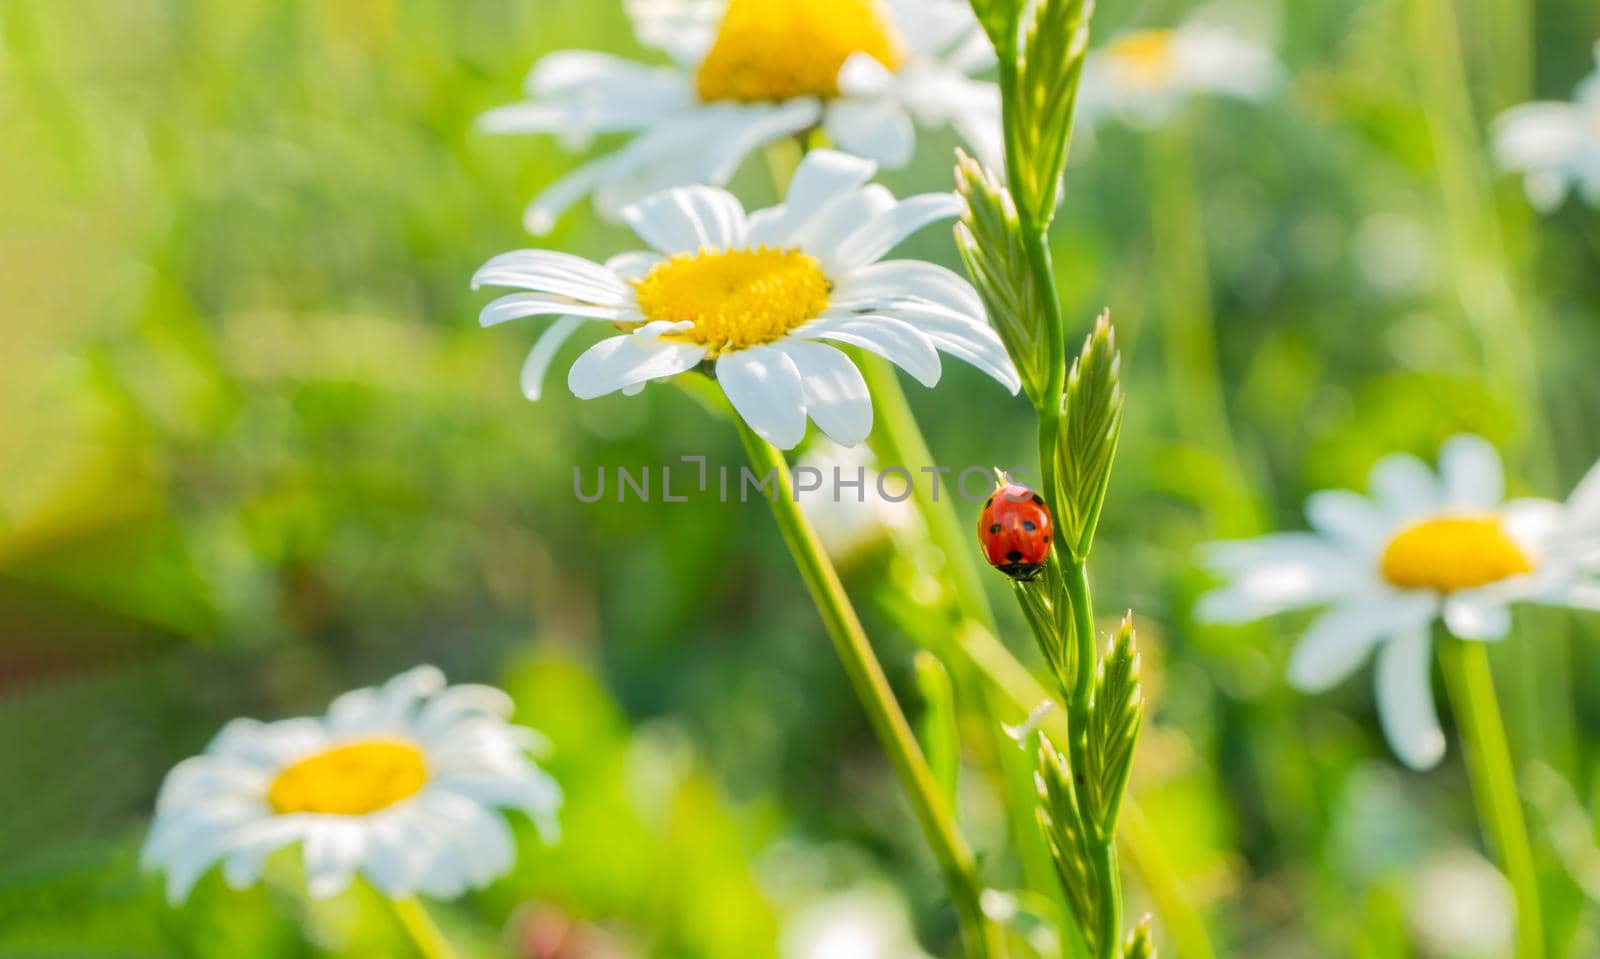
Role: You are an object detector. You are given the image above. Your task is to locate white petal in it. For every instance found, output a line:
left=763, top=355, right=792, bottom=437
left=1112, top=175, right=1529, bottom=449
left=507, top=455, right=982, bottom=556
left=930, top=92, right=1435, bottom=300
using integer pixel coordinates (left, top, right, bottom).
left=875, top=302, right=1020, bottom=394
left=827, top=193, right=965, bottom=273
left=1502, top=497, right=1564, bottom=558
left=567, top=327, right=707, bottom=399
left=836, top=52, right=897, bottom=97
left=774, top=339, right=873, bottom=446
left=1369, top=452, right=1441, bottom=520
left=1442, top=593, right=1513, bottom=640
left=699, top=99, right=823, bottom=184
left=792, top=184, right=899, bottom=256
left=744, top=150, right=883, bottom=248
left=1288, top=593, right=1437, bottom=693
left=624, top=0, right=722, bottom=65
left=1541, top=579, right=1600, bottom=612
left=478, top=293, right=626, bottom=328
left=785, top=149, right=879, bottom=216
left=206, top=717, right=327, bottom=770
left=471, top=250, right=633, bottom=304
left=1304, top=489, right=1390, bottom=553
left=1196, top=534, right=1368, bottom=622
left=359, top=811, right=422, bottom=897
left=824, top=98, right=916, bottom=168
left=793, top=313, right=942, bottom=388
left=519, top=316, right=586, bottom=401
left=1563, top=457, right=1600, bottom=536
left=605, top=250, right=664, bottom=282
left=222, top=817, right=307, bottom=890
left=716, top=346, right=808, bottom=449
left=302, top=820, right=367, bottom=899
left=434, top=767, right=564, bottom=839
left=830, top=260, right=984, bottom=317
left=1439, top=435, right=1505, bottom=510
left=1376, top=626, right=1447, bottom=770
left=622, top=184, right=748, bottom=253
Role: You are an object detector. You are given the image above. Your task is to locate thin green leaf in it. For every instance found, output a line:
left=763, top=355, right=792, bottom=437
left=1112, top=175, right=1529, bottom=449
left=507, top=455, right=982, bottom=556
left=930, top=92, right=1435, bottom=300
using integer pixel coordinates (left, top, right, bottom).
left=1054, top=311, right=1125, bottom=560
left=1036, top=733, right=1102, bottom=953
left=1083, top=613, right=1143, bottom=838
left=955, top=151, right=1050, bottom=408
left=1123, top=915, right=1157, bottom=959
left=1012, top=0, right=1095, bottom=222
left=966, top=0, right=1021, bottom=49
left=913, top=650, right=961, bottom=810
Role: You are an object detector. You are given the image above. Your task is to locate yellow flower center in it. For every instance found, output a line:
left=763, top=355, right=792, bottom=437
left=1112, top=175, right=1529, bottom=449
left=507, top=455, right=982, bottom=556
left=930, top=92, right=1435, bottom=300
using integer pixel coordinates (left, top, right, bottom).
left=1378, top=515, right=1535, bottom=593
left=1104, top=29, right=1177, bottom=90
left=634, top=247, right=831, bottom=355
left=266, top=739, right=428, bottom=816
left=695, top=0, right=904, bottom=102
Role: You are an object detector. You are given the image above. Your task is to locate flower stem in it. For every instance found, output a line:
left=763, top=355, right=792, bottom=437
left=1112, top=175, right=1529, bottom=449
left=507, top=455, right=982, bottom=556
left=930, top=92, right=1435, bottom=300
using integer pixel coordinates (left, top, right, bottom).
left=388, top=897, right=462, bottom=959
left=1438, top=631, right=1544, bottom=959
left=736, top=419, right=1003, bottom=959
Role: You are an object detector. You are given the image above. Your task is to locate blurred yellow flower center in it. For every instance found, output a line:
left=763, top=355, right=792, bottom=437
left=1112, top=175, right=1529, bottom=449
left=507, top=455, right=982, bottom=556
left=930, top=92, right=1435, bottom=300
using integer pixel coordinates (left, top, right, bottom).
left=1379, top=515, right=1535, bottom=592
left=1106, top=29, right=1177, bottom=89
left=267, top=740, right=428, bottom=816
left=635, top=247, right=831, bottom=354
left=695, top=0, right=903, bottom=102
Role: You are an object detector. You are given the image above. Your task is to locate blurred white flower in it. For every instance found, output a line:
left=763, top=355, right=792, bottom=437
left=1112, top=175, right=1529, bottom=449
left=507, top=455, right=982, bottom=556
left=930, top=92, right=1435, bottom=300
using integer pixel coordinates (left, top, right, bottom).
left=781, top=886, right=931, bottom=959
left=480, top=0, right=1000, bottom=233
left=473, top=149, right=1018, bottom=450
left=1078, top=15, right=1282, bottom=128
left=143, top=666, right=561, bottom=904
left=1411, top=849, right=1515, bottom=958
left=1198, top=436, right=1600, bottom=769
left=798, top=440, right=915, bottom=560
left=1493, top=41, right=1600, bottom=212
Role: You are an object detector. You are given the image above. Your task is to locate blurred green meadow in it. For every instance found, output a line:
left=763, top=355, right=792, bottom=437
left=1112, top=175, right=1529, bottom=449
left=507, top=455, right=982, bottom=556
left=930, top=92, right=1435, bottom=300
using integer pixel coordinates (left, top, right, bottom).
left=3, top=0, right=1600, bottom=956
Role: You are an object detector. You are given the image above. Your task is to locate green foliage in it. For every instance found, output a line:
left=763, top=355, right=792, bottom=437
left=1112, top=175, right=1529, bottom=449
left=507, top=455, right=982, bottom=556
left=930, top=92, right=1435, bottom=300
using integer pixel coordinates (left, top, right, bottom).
left=967, top=0, right=1022, bottom=49
left=913, top=650, right=962, bottom=810
left=1083, top=614, right=1143, bottom=838
left=1054, top=313, right=1124, bottom=560
left=956, top=151, right=1051, bottom=408
left=1123, top=915, right=1157, bottom=959
left=1010, top=0, right=1096, bottom=224
left=1035, top=733, right=1103, bottom=955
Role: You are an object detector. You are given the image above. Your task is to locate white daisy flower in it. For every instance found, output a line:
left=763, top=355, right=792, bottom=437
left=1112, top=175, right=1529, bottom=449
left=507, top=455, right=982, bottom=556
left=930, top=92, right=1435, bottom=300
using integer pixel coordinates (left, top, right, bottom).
left=1197, top=436, right=1600, bottom=770
left=472, top=149, right=1020, bottom=450
left=142, top=666, right=561, bottom=904
left=1078, top=17, right=1282, bottom=128
left=479, top=0, right=1000, bottom=233
left=1492, top=41, right=1600, bottom=212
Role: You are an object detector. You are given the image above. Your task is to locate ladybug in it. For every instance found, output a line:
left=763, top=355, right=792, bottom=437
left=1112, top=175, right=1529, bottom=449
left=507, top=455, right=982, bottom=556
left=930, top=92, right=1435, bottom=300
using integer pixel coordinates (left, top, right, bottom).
left=979, top=483, right=1054, bottom=581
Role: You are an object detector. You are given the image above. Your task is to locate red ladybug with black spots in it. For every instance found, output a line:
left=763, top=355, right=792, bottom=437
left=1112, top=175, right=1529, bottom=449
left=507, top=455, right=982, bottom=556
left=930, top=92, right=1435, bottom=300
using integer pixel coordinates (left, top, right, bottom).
left=979, top=483, right=1054, bottom=581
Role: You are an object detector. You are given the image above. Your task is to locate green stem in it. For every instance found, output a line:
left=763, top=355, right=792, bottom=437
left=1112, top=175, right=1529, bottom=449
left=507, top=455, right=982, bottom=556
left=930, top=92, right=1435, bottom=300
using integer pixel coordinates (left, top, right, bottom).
left=388, top=897, right=461, bottom=959
left=954, top=622, right=1216, bottom=959
left=737, top=419, right=1003, bottom=959
left=1438, top=631, right=1544, bottom=959
left=1063, top=561, right=1096, bottom=718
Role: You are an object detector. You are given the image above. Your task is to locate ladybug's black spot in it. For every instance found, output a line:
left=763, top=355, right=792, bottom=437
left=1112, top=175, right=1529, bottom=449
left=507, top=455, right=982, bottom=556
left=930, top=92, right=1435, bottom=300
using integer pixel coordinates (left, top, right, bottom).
left=1031, top=493, right=1045, bottom=506
left=1005, top=549, right=1024, bottom=563
left=984, top=495, right=994, bottom=509
left=1022, top=520, right=1036, bottom=532
left=1043, top=534, right=1050, bottom=543
left=989, top=523, right=1002, bottom=535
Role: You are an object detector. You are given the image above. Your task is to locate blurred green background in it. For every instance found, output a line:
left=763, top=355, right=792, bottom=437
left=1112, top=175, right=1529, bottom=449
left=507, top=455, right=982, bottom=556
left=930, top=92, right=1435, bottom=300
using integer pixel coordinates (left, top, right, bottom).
left=2, top=0, right=1599, bottom=956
